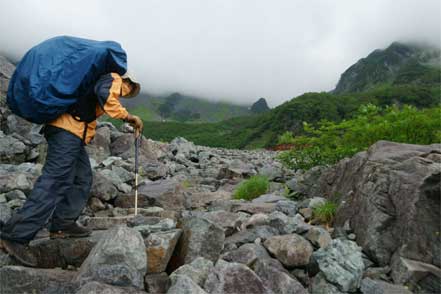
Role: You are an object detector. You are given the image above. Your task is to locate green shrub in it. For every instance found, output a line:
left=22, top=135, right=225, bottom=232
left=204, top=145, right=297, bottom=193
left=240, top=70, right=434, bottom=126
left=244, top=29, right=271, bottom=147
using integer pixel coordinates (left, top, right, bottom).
left=233, top=175, right=270, bottom=200
left=312, top=201, right=337, bottom=225
left=277, top=104, right=441, bottom=170
left=277, top=131, right=296, bottom=145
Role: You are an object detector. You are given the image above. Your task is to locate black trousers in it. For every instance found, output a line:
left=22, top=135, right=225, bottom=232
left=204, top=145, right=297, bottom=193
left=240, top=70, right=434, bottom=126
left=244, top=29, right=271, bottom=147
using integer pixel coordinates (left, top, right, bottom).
left=1, top=126, right=92, bottom=244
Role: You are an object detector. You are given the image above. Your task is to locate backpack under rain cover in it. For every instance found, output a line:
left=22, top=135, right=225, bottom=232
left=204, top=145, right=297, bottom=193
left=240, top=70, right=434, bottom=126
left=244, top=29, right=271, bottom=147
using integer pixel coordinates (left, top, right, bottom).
left=7, top=35, right=128, bottom=124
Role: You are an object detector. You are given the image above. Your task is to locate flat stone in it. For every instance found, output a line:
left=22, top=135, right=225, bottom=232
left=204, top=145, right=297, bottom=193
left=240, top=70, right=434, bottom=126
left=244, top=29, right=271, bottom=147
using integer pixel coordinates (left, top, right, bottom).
left=134, top=218, right=177, bottom=237
left=76, top=281, right=147, bottom=294
left=0, top=266, right=78, bottom=294
left=264, top=234, right=313, bottom=268
left=191, top=210, right=249, bottom=236
left=225, top=225, right=279, bottom=247
left=360, top=278, right=413, bottom=294
left=146, top=229, right=182, bottom=273
left=252, top=193, right=286, bottom=203
left=80, top=216, right=133, bottom=230
left=231, top=202, right=277, bottom=214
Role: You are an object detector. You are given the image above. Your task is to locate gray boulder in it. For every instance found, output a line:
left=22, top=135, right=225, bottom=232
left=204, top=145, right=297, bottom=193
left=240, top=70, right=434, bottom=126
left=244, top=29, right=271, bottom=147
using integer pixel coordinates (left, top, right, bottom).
left=305, top=226, right=332, bottom=249
left=221, top=243, right=270, bottom=266
left=0, top=135, right=28, bottom=164
left=144, top=273, right=171, bottom=294
left=75, top=225, right=147, bottom=289
left=0, top=56, right=14, bottom=98
left=170, top=257, right=214, bottom=287
left=313, top=239, right=364, bottom=292
left=253, top=258, right=308, bottom=294
left=225, top=225, right=279, bottom=247
left=169, top=216, right=224, bottom=269
left=90, top=171, right=118, bottom=201
left=0, top=202, right=11, bottom=223
left=145, top=229, right=182, bottom=273
left=204, top=259, right=271, bottom=294
left=167, top=274, right=207, bottom=294
left=312, top=141, right=441, bottom=267
left=310, top=272, right=344, bottom=294
left=138, top=178, right=187, bottom=210
left=264, top=234, right=313, bottom=268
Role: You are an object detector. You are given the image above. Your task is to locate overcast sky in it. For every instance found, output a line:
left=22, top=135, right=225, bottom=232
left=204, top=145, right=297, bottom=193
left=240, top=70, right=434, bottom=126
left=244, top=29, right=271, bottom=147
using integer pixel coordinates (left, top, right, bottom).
left=0, top=0, right=439, bottom=107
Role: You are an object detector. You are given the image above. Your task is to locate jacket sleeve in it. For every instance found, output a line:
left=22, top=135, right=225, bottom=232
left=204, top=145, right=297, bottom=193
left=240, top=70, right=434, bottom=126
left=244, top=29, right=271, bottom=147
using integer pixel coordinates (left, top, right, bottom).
left=94, top=73, right=129, bottom=119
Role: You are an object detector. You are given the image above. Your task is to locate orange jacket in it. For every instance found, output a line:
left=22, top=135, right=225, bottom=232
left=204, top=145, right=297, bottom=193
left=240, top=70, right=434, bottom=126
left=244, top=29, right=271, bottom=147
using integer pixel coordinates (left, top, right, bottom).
left=49, top=73, right=130, bottom=144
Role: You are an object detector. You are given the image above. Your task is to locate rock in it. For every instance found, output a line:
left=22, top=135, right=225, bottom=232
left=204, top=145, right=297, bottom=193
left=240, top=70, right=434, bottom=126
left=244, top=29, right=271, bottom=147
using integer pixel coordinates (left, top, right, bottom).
left=4, top=189, right=26, bottom=201
left=144, top=273, right=171, bottom=294
left=137, top=178, right=187, bottom=210
left=140, top=160, right=168, bottom=180
left=29, top=231, right=104, bottom=268
left=146, top=229, right=182, bottom=273
left=75, top=225, right=147, bottom=289
left=88, top=197, right=106, bottom=212
left=192, top=210, right=248, bottom=236
left=251, top=193, right=286, bottom=203
left=299, top=207, right=313, bottom=220
left=0, top=266, right=78, bottom=294
left=258, top=163, right=284, bottom=181
left=313, top=239, right=364, bottom=292
left=240, top=213, right=269, bottom=230
left=0, top=56, right=14, bottom=97
left=263, top=234, right=313, bottom=268
left=85, top=126, right=111, bottom=162
left=310, top=272, right=344, bottom=294
left=221, top=243, right=271, bottom=266
left=360, top=278, right=413, bottom=294
left=204, top=259, right=270, bottom=294
left=134, top=218, right=177, bottom=237
left=222, top=158, right=257, bottom=178
left=390, top=255, right=441, bottom=293
left=111, top=134, right=159, bottom=161
left=253, top=258, right=308, bottom=294
left=275, top=200, right=298, bottom=216
left=6, top=198, right=24, bottom=209
left=90, top=171, right=118, bottom=201
left=80, top=216, right=132, bottom=230
left=76, top=281, right=147, bottom=294
left=0, top=202, right=11, bottom=223
left=170, top=257, right=214, bottom=287
left=0, top=171, right=34, bottom=194
left=225, top=225, right=279, bottom=247
left=363, top=266, right=390, bottom=280
left=313, top=141, right=441, bottom=267
left=268, top=211, right=311, bottom=234
left=169, top=137, right=197, bottom=158
left=0, top=135, right=27, bottom=164
left=305, top=226, right=332, bottom=249
left=306, top=197, right=327, bottom=209
left=169, top=216, right=224, bottom=269
left=231, top=202, right=277, bottom=214
left=167, top=274, right=207, bottom=294
left=186, top=189, right=231, bottom=209
left=285, top=177, right=297, bottom=191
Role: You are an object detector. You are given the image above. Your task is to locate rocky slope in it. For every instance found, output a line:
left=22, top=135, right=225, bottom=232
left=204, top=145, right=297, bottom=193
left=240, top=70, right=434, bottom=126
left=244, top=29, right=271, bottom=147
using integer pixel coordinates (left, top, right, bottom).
left=333, top=42, right=441, bottom=94
left=1, top=55, right=439, bottom=294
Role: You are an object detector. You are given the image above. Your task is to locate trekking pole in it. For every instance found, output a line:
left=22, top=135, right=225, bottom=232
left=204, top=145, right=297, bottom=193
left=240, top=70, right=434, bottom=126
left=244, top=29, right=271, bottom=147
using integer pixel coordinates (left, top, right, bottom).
left=134, top=131, right=141, bottom=216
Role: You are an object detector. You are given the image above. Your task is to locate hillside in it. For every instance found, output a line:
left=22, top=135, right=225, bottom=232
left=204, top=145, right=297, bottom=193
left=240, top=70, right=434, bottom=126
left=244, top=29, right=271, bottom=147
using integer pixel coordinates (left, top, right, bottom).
left=334, top=42, right=441, bottom=94
left=121, top=92, right=266, bottom=123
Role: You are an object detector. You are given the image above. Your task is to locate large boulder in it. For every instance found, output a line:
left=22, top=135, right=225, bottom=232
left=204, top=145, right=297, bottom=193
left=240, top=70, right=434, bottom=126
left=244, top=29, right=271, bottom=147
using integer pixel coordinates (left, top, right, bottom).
left=168, top=216, right=224, bottom=270
left=75, top=225, right=147, bottom=289
left=0, top=134, right=28, bottom=164
left=313, top=239, right=364, bottom=292
left=170, top=257, right=214, bottom=287
left=311, top=141, right=441, bottom=269
left=0, top=55, right=14, bottom=98
left=85, top=125, right=111, bottom=162
left=204, top=259, right=271, bottom=294
left=76, top=281, right=147, bottom=294
left=145, top=229, right=182, bottom=273
left=167, top=274, right=207, bottom=294
left=253, top=258, right=308, bottom=294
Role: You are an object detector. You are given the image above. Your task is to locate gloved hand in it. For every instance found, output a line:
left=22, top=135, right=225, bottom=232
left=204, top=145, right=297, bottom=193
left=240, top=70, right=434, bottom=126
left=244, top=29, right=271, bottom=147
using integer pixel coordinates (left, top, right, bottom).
left=125, top=114, right=143, bottom=137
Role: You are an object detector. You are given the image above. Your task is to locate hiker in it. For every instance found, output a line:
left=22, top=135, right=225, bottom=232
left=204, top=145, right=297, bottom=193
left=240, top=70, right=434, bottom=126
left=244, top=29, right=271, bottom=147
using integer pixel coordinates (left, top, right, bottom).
left=0, top=72, right=143, bottom=267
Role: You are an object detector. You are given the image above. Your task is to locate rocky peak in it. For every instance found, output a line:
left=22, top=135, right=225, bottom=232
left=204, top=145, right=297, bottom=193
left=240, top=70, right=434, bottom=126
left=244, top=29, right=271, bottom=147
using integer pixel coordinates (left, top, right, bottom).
left=250, top=97, right=270, bottom=114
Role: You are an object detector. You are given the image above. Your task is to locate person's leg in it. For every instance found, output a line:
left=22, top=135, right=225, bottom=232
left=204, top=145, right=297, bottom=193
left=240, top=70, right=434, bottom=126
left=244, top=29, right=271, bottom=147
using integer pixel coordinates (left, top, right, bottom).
left=49, top=145, right=92, bottom=231
left=0, top=127, right=83, bottom=244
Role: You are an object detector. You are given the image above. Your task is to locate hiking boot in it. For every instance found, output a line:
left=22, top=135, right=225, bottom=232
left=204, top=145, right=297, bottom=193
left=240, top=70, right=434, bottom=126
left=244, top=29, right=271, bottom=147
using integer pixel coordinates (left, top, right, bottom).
left=0, top=238, right=38, bottom=267
left=49, top=222, right=92, bottom=239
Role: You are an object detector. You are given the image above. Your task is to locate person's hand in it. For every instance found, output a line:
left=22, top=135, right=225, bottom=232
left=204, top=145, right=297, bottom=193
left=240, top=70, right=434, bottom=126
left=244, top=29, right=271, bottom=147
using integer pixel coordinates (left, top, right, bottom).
left=125, top=114, right=143, bottom=137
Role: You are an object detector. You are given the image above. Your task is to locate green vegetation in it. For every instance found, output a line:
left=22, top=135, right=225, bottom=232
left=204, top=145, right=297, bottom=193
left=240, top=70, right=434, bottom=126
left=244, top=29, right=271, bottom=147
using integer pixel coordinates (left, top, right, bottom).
left=277, top=131, right=296, bottom=145
left=312, top=201, right=337, bottom=226
left=277, top=104, right=441, bottom=170
left=233, top=175, right=270, bottom=200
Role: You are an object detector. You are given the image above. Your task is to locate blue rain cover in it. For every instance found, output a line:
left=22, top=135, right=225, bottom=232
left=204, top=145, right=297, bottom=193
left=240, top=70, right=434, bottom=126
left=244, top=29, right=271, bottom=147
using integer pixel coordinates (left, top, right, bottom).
left=7, top=35, right=127, bottom=124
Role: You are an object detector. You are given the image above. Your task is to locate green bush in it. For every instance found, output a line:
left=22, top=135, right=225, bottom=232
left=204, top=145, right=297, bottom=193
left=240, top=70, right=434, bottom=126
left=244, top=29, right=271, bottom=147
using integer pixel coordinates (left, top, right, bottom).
left=277, top=104, right=441, bottom=170
left=277, top=131, right=296, bottom=145
left=233, top=175, right=270, bottom=200
left=312, top=201, right=337, bottom=225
